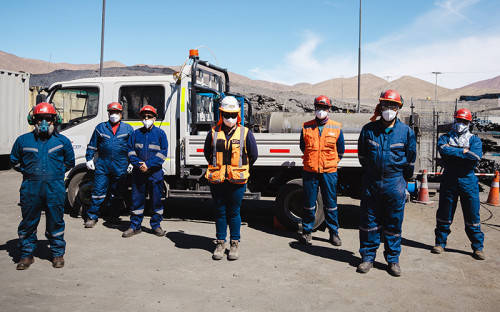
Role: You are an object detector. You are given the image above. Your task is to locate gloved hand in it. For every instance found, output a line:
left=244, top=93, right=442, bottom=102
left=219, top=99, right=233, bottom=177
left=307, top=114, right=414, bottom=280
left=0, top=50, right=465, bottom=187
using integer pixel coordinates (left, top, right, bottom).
left=127, top=163, right=133, bottom=173
left=86, top=159, right=95, bottom=170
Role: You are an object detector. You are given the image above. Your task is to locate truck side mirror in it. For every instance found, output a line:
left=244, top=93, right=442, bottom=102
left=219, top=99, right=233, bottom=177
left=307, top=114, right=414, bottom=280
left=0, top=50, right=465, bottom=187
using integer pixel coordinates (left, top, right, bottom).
left=36, top=93, right=46, bottom=104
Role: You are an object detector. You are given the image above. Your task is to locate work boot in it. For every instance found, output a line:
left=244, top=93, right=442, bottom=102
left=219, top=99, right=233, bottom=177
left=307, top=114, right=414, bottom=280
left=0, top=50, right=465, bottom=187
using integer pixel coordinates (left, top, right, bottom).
left=431, top=245, right=444, bottom=254
left=388, top=262, right=402, bottom=277
left=356, top=261, right=373, bottom=274
left=472, top=250, right=485, bottom=260
left=212, top=240, right=226, bottom=260
left=299, top=233, right=312, bottom=245
left=329, top=234, right=342, bottom=246
left=122, top=228, right=141, bottom=238
left=84, top=219, right=97, bottom=228
left=52, top=256, right=65, bottom=268
left=153, top=227, right=166, bottom=237
left=228, top=240, right=240, bottom=261
left=16, top=257, right=34, bottom=270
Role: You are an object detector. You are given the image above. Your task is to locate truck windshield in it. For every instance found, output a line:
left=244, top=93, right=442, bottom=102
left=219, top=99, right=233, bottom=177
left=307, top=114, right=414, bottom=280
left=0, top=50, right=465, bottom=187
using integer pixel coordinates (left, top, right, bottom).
left=50, top=87, right=99, bottom=130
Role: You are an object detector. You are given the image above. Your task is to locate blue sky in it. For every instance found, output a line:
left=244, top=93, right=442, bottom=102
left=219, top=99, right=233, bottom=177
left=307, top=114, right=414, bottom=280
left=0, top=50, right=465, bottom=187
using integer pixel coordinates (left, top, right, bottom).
left=1, top=0, right=499, bottom=88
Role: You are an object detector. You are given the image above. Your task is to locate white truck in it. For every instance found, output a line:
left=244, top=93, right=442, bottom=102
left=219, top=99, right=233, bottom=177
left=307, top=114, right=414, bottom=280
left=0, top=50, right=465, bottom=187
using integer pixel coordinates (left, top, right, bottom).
left=43, top=51, right=401, bottom=230
left=0, top=69, right=30, bottom=168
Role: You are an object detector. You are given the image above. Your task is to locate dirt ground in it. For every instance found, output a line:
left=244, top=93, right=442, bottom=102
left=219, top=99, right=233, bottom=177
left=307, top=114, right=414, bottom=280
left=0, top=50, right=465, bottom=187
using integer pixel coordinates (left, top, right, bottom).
left=0, top=169, right=499, bottom=312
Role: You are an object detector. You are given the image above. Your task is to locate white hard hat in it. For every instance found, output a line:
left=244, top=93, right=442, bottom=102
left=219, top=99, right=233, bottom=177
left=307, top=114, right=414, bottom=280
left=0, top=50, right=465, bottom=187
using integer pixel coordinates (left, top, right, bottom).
left=219, top=96, right=240, bottom=113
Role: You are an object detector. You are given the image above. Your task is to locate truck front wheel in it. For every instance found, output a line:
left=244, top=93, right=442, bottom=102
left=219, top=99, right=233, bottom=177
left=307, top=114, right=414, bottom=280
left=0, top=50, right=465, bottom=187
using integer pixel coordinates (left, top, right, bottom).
left=66, top=171, right=94, bottom=217
left=275, top=179, right=324, bottom=231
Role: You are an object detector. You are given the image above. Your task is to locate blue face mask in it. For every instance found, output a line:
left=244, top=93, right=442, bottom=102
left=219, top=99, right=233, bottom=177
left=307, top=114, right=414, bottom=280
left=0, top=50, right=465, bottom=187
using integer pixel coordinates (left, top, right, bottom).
left=38, top=120, right=50, bottom=132
left=35, top=120, right=55, bottom=135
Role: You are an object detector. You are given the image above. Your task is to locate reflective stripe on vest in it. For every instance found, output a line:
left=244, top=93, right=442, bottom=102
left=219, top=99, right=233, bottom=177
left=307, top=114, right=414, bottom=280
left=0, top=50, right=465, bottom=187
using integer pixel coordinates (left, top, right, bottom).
left=206, top=125, right=250, bottom=184
left=302, top=119, right=341, bottom=173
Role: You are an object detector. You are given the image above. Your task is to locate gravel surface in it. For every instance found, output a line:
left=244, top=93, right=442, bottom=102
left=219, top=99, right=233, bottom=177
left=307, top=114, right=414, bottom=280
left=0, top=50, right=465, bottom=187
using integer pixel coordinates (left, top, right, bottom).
left=0, top=169, right=499, bottom=311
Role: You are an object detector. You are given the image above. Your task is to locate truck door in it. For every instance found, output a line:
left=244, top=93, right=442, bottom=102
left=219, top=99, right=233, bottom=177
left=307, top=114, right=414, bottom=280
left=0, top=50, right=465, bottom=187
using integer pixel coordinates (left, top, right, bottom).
left=114, top=83, right=176, bottom=175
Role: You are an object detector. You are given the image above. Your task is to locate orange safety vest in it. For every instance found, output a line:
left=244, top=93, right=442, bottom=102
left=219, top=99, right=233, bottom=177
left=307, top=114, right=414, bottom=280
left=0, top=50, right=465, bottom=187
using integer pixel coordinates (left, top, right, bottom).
left=302, top=119, right=341, bottom=173
left=205, top=125, right=250, bottom=184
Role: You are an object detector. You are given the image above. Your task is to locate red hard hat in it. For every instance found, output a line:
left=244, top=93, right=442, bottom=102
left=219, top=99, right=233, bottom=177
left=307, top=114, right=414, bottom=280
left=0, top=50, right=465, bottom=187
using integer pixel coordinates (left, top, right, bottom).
left=107, top=102, right=123, bottom=111
left=454, top=108, right=472, bottom=121
left=140, top=105, right=157, bottom=117
left=33, top=102, right=57, bottom=115
left=380, top=90, right=403, bottom=107
left=314, top=95, right=331, bottom=107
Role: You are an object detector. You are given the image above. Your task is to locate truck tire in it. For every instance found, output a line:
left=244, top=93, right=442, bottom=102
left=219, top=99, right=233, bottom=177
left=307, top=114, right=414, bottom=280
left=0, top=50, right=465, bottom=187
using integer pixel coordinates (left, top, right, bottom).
left=66, top=171, right=94, bottom=216
left=275, top=178, right=324, bottom=231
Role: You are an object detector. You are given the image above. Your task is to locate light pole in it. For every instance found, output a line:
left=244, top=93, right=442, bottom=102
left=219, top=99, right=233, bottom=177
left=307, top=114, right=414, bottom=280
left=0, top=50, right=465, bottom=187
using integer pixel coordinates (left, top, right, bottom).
left=431, top=71, right=441, bottom=171
left=356, top=0, right=362, bottom=113
left=341, top=75, right=344, bottom=108
left=99, top=0, right=106, bottom=77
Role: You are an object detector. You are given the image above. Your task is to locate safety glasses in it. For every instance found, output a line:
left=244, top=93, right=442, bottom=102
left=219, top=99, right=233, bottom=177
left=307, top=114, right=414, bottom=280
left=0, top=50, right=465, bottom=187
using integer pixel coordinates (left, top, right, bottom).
left=36, top=116, right=55, bottom=122
left=222, top=112, right=238, bottom=119
left=142, top=114, right=155, bottom=119
left=381, top=104, right=399, bottom=111
left=314, top=105, right=330, bottom=111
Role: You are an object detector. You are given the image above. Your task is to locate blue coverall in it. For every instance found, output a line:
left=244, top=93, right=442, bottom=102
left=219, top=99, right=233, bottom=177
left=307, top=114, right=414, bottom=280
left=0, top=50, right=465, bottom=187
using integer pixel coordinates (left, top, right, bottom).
left=299, top=123, right=345, bottom=235
left=435, top=131, right=484, bottom=251
left=127, top=125, right=168, bottom=230
left=10, top=131, right=75, bottom=258
left=357, top=119, right=416, bottom=264
left=85, top=121, right=134, bottom=221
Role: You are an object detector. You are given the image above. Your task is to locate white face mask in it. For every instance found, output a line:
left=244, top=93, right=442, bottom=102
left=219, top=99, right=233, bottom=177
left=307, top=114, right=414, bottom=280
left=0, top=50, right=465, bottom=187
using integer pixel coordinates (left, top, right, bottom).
left=109, top=113, right=121, bottom=123
left=142, top=119, right=154, bottom=128
left=452, top=122, right=469, bottom=134
left=223, top=117, right=237, bottom=127
left=382, top=109, right=398, bottom=121
left=315, top=110, right=328, bottom=119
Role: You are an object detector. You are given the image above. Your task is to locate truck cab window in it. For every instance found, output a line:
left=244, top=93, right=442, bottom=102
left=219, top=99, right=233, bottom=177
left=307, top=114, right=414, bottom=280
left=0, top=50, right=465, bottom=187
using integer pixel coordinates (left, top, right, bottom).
left=50, top=87, right=99, bottom=130
left=119, top=86, right=165, bottom=120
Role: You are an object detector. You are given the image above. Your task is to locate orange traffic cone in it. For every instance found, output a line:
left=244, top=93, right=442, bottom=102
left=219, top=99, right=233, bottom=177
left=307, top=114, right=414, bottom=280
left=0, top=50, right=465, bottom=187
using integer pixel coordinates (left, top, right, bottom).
left=486, top=170, right=500, bottom=206
left=273, top=216, right=287, bottom=231
left=414, top=170, right=434, bottom=205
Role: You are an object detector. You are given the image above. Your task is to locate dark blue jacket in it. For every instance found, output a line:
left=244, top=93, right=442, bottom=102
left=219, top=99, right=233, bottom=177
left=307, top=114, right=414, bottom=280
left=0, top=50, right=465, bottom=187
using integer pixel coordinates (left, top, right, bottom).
left=128, top=125, right=168, bottom=182
left=85, top=121, right=134, bottom=176
left=358, top=119, right=416, bottom=180
left=438, top=131, right=482, bottom=177
left=10, top=131, right=75, bottom=180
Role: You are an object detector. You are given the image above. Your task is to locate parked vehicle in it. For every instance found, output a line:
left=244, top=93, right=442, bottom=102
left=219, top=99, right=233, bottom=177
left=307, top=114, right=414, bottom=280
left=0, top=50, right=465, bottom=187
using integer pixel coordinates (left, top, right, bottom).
left=43, top=50, right=416, bottom=230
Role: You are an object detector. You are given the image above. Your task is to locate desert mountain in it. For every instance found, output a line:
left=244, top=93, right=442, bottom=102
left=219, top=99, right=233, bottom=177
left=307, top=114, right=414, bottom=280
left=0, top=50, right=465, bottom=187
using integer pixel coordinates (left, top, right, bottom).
left=0, top=50, right=125, bottom=74
left=2, top=50, right=500, bottom=102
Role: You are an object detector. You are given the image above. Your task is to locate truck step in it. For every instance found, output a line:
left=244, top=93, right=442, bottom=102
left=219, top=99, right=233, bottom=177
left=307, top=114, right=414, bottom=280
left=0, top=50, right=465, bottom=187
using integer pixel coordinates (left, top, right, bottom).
left=167, top=189, right=261, bottom=200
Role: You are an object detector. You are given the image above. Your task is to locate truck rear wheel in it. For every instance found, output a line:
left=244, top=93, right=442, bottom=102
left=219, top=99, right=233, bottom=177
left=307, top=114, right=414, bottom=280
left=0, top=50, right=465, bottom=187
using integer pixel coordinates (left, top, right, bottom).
left=275, top=179, right=324, bottom=231
left=66, top=171, right=94, bottom=216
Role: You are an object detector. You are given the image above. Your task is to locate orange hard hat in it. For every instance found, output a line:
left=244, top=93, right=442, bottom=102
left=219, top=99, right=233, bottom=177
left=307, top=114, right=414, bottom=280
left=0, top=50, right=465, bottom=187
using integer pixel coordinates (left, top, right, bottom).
left=33, top=102, right=57, bottom=115
left=454, top=108, right=472, bottom=121
left=107, top=102, right=123, bottom=111
left=140, top=105, right=157, bottom=117
left=314, top=95, right=331, bottom=107
left=380, top=90, right=404, bottom=108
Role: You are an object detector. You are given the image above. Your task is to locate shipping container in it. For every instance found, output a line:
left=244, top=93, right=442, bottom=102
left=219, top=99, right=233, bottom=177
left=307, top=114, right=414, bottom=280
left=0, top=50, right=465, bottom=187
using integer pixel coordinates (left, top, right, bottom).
left=0, top=69, right=30, bottom=167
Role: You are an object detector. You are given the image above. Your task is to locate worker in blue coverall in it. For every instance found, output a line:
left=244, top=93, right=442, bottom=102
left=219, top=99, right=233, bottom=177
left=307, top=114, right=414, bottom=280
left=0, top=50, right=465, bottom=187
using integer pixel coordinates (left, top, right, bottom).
left=204, top=96, right=258, bottom=261
left=431, top=108, right=485, bottom=260
left=357, top=90, right=416, bottom=277
left=84, top=102, right=134, bottom=228
left=299, top=95, right=345, bottom=246
left=123, top=105, right=168, bottom=238
left=10, top=102, right=75, bottom=270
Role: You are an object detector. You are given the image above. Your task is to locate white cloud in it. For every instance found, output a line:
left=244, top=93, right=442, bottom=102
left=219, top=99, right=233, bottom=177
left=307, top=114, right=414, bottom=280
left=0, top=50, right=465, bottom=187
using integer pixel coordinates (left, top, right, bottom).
left=249, top=31, right=357, bottom=85
left=250, top=0, right=500, bottom=89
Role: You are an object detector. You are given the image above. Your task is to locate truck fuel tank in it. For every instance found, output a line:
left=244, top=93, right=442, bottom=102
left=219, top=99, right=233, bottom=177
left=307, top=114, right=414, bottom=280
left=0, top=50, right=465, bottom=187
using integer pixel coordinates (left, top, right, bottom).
left=265, top=112, right=374, bottom=133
